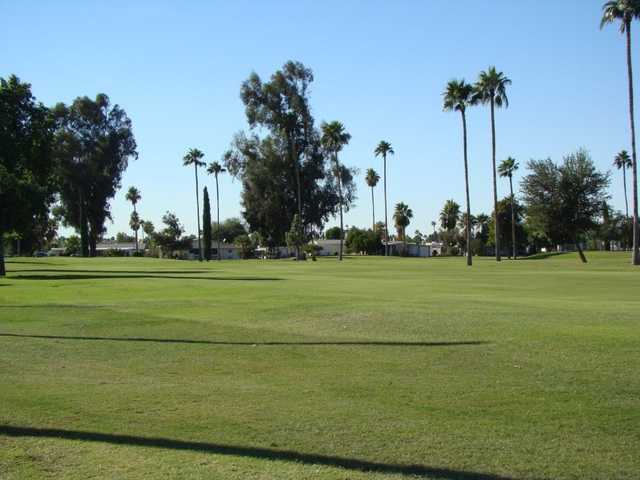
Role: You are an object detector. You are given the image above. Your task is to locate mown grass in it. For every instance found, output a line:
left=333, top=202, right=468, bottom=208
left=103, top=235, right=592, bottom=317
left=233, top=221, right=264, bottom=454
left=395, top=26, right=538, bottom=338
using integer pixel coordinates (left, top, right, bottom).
left=0, top=253, right=638, bottom=479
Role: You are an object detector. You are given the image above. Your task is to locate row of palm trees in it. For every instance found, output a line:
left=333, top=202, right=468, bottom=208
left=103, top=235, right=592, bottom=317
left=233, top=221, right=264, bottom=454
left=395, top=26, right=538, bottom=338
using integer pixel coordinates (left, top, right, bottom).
left=602, top=0, right=640, bottom=265
left=182, top=148, right=226, bottom=261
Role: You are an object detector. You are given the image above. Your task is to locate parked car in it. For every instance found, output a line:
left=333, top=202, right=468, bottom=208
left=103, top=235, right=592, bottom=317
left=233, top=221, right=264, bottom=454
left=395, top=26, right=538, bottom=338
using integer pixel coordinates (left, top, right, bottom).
left=33, top=251, right=48, bottom=257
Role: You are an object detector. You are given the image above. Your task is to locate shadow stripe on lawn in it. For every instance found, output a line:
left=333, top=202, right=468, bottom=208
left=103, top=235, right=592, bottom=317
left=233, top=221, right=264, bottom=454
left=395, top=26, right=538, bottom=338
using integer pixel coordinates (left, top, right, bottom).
left=0, top=425, right=515, bottom=480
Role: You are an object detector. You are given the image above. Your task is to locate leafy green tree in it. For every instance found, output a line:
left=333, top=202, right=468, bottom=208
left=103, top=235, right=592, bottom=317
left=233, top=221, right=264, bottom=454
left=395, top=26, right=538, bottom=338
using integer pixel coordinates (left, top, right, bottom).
left=321, top=120, right=351, bottom=261
left=235, top=233, right=255, bottom=259
left=345, top=227, right=383, bottom=255
left=286, top=214, right=305, bottom=257
left=374, top=141, right=394, bottom=256
left=601, top=0, right=640, bottom=264
left=473, top=66, right=511, bottom=262
left=54, top=93, right=137, bottom=257
left=153, top=212, right=191, bottom=258
left=206, top=161, right=226, bottom=260
left=475, top=213, right=491, bottom=245
left=498, top=157, right=520, bottom=258
left=443, top=79, right=475, bottom=266
left=325, top=226, right=343, bottom=239
left=613, top=150, right=633, bottom=217
left=212, top=218, right=248, bottom=244
left=225, top=63, right=354, bottom=252
left=393, top=202, right=413, bottom=252
left=64, top=235, right=81, bottom=256
left=202, top=187, right=212, bottom=261
left=183, top=148, right=205, bottom=261
left=365, top=168, right=380, bottom=231
left=521, top=149, right=610, bottom=262
left=116, top=232, right=135, bottom=243
left=142, top=220, right=155, bottom=249
left=0, top=75, right=57, bottom=275
left=125, top=186, right=141, bottom=253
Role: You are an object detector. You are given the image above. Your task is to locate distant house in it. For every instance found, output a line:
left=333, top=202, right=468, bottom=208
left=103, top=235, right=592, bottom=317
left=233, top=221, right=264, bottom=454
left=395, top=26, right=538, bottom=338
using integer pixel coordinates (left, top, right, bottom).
left=255, top=245, right=294, bottom=259
left=191, top=239, right=241, bottom=260
left=385, top=241, right=444, bottom=257
left=96, top=241, right=138, bottom=256
left=313, top=239, right=342, bottom=256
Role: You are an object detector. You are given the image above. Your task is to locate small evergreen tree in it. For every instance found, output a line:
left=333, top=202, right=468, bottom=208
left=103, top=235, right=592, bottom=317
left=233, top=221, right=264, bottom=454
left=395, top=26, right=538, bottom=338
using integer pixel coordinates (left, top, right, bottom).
left=202, top=187, right=212, bottom=261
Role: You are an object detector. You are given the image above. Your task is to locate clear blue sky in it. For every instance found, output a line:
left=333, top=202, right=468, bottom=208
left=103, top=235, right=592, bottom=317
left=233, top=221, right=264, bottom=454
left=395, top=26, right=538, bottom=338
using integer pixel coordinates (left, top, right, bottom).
left=2, top=0, right=635, bottom=238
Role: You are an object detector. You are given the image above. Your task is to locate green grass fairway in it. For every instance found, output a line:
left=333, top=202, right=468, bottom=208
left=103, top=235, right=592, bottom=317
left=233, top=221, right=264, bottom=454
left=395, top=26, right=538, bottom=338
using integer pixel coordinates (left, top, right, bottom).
left=0, top=253, right=638, bottom=479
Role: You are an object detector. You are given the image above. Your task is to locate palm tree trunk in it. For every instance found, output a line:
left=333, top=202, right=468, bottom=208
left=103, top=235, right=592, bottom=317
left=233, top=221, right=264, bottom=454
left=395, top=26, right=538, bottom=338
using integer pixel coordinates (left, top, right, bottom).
left=337, top=156, right=344, bottom=261
left=626, top=22, right=640, bottom=265
left=371, top=186, right=375, bottom=231
left=509, top=175, right=516, bottom=259
left=490, top=98, right=501, bottom=262
left=623, top=165, right=629, bottom=218
left=194, top=164, right=202, bottom=262
left=462, top=110, right=472, bottom=266
left=383, top=154, right=389, bottom=257
left=79, top=190, right=89, bottom=258
left=133, top=204, right=139, bottom=254
left=216, top=174, right=221, bottom=261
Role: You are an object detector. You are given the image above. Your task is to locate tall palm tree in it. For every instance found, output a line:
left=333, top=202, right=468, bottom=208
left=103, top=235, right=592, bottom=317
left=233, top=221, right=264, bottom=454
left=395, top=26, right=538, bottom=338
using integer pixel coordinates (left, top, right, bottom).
left=393, top=202, right=413, bottom=253
left=498, top=157, right=520, bottom=259
left=443, top=79, right=475, bottom=266
left=125, top=186, right=141, bottom=254
left=365, top=168, right=380, bottom=230
left=374, top=141, right=394, bottom=256
left=601, top=0, right=640, bottom=265
left=183, top=148, right=206, bottom=261
left=614, top=150, right=633, bottom=217
left=440, top=199, right=461, bottom=231
left=321, top=121, right=351, bottom=261
left=207, top=161, right=226, bottom=260
left=473, top=66, right=511, bottom=262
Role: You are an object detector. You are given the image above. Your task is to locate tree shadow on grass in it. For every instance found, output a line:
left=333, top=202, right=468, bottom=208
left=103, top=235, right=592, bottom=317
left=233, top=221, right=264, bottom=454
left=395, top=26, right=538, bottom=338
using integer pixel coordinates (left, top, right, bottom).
left=9, top=269, right=215, bottom=275
left=0, top=333, right=487, bottom=348
left=518, top=252, right=568, bottom=261
left=10, top=274, right=282, bottom=282
left=5, top=260, right=57, bottom=265
left=0, top=425, right=515, bottom=480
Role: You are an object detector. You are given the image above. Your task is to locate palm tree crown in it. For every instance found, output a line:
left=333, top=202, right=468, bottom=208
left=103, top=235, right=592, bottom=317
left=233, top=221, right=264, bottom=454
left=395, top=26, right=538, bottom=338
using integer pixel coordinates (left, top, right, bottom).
left=365, top=168, right=380, bottom=188
left=442, top=80, right=474, bottom=113
left=601, top=0, right=640, bottom=31
left=374, top=140, right=394, bottom=158
left=125, top=186, right=141, bottom=207
left=207, top=161, right=226, bottom=177
left=614, top=150, right=633, bottom=169
left=498, top=157, right=519, bottom=178
left=321, top=121, right=351, bottom=153
left=183, top=148, right=206, bottom=167
left=472, top=67, right=511, bottom=108
left=393, top=202, right=413, bottom=239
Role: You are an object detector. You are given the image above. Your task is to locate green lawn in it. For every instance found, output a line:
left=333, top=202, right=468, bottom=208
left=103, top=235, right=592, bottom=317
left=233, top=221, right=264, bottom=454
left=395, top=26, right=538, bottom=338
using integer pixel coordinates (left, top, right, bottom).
left=0, top=253, right=638, bottom=479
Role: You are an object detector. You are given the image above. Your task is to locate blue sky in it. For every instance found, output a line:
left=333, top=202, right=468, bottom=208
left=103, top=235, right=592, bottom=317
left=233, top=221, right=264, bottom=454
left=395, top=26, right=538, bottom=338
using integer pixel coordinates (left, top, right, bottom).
left=1, top=0, right=635, bottom=237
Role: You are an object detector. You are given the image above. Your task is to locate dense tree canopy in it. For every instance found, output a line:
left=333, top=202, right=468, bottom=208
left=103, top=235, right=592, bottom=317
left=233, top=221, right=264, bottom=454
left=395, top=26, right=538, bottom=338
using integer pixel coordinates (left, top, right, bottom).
left=0, top=75, right=57, bottom=275
left=224, top=61, right=355, bottom=246
left=521, top=149, right=610, bottom=262
left=54, top=94, right=137, bottom=257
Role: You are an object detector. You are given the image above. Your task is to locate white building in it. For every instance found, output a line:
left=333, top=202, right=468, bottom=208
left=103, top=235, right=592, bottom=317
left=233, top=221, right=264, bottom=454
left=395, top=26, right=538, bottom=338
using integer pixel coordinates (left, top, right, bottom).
left=191, top=239, right=242, bottom=260
left=313, top=239, right=343, bottom=256
left=96, top=241, right=138, bottom=256
left=385, top=241, right=445, bottom=257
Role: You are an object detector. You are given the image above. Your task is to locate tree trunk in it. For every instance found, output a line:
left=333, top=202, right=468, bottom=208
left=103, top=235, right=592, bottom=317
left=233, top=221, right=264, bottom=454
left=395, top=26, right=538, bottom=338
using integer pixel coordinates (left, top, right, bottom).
left=623, top=165, right=629, bottom=218
left=133, top=204, right=139, bottom=254
left=490, top=98, right=501, bottom=262
left=509, top=175, right=517, bottom=259
left=194, top=164, right=202, bottom=261
left=79, top=190, right=89, bottom=258
left=216, top=174, right=221, bottom=261
left=291, top=133, right=304, bottom=260
left=462, top=110, right=472, bottom=266
left=337, top=155, right=344, bottom=261
left=371, top=186, right=375, bottom=231
left=383, top=154, right=389, bottom=257
left=0, top=226, right=6, bottom=277
left=576, top=241, right=587, bottom=263
left=626, top=23, right=640, bottom=265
